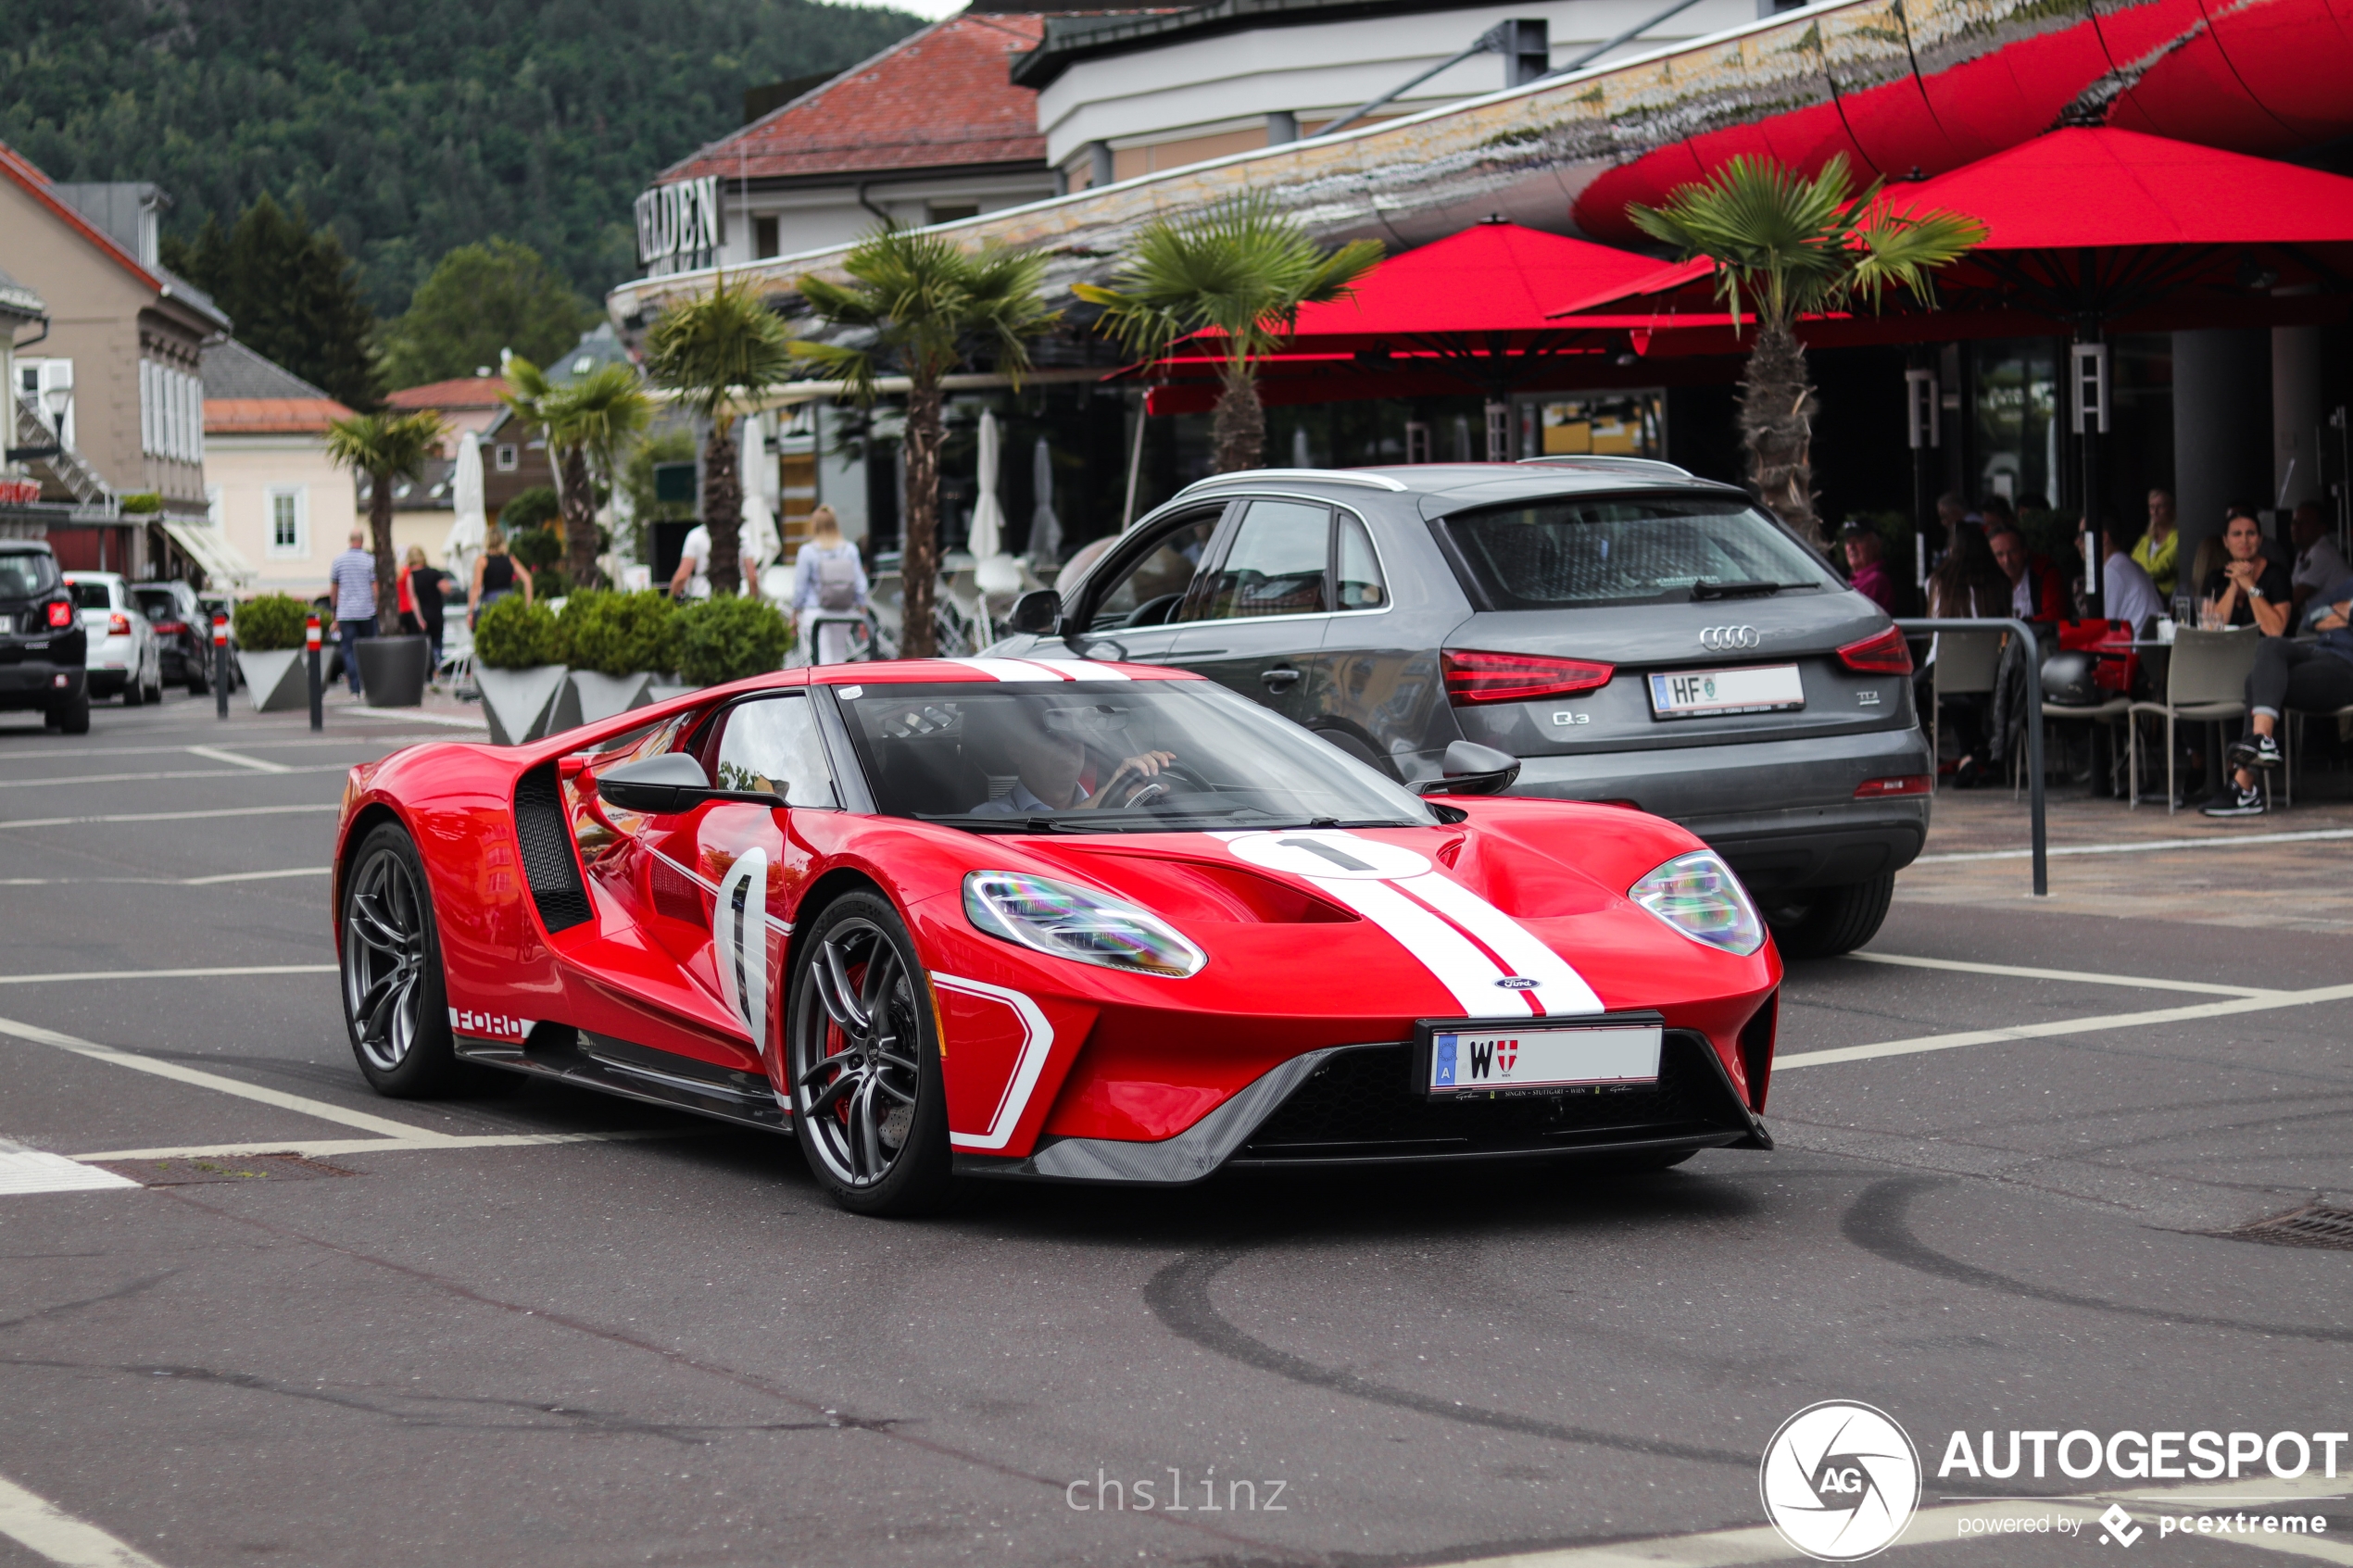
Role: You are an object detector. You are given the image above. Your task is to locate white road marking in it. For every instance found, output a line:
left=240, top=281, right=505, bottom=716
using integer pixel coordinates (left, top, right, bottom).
left=3, top=736, right=445, bottom=759
left=0, top=1469, right=170, bottom=1567
left=0, top=1013, right=446, bottom=1140
left=0, top=964, right=337, bottom=985
left=337, top=706, right=485, bottom=728
left=0, top=871, right=330, bottom=889
left=1848, top=950, right=2281, bottom=998
left=1914, top=826, right=2353, bottom=863
left=71, top=1131, right=691, bottom=1161
left=0, top=764, right=345, bottom=789
left=0, top=803, right=340, bottom=830
left=0, top=1149, right=142, bottom=1195
left=181, top=868, right=330, bottom=885
left=182, top=746, right=292, bottom=772
left=1779, top=982, right=2353, bottom=1070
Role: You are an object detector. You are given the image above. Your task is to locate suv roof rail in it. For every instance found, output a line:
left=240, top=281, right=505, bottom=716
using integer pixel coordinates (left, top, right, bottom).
left=1514, top=456, right=1693, bottom=479
left=1175, top=468, right=1410, bottom=496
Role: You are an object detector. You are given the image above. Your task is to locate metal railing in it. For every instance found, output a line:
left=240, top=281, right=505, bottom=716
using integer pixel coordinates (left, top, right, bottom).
left=1894, top=617, right=2048, bottom=897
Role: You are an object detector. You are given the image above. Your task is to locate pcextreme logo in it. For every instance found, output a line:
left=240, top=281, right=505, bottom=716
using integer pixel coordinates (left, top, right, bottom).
left=1760, top=1400, right=1924, bottom=1562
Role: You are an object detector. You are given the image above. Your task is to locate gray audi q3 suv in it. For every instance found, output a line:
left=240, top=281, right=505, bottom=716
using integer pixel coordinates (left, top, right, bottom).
left=991, top=458, right=1931, bottom=957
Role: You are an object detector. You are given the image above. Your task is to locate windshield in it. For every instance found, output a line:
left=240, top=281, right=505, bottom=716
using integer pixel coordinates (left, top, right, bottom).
left=837, top=680, right=1436, bottom=833
left=1442, top=494, right=1833, bottom=608
left=0, top=551, right=58, bottom=599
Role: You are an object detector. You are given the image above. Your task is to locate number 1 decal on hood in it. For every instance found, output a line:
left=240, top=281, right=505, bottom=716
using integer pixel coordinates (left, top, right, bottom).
left=1223, top=830, right=1603, bottom=1019
left=711, top=847, right=770, bottom=1040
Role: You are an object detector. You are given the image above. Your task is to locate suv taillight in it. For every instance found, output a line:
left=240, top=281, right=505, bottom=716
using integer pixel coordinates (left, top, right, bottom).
left=1837, top=625, right=1914, bottom=675
left=107, top=612, right=132, bottom=636
left=153, top=620, right=187, bottom=635
left=1441, top=649, right=1615, bottom=705
left=44, top=599, right=72, bottom=629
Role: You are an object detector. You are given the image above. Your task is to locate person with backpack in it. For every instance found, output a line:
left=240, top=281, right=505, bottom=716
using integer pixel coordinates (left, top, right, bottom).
left=792, top=507, right=870, bottom=664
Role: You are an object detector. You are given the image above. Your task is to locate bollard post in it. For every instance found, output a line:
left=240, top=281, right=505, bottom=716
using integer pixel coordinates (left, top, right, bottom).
left=212, top=615, right=230, bottom=720
left=306, top=614, right=324, bottom=732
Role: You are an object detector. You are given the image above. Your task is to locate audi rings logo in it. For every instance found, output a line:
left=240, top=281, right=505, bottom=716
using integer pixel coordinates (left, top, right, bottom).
left=1700, top=625, right=1763, bottom=651
left=1759, top=1400, right=1922, bottom=1561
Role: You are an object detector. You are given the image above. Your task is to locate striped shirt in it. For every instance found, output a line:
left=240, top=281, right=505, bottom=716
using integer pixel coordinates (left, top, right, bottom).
left=329, top=548, right=377, bottom=621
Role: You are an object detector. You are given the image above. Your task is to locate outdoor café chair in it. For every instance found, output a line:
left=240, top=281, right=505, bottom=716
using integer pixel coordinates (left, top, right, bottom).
left=1930, top=629, right=2005, bottom=788
left=2126, top=627, right=2264, bottom=812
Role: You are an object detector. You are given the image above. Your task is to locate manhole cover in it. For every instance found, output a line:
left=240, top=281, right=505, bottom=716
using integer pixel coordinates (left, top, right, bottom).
left=94, top=1153, right=357, bottom=1187
left=2221, top=1203, right=2353, bottom=1250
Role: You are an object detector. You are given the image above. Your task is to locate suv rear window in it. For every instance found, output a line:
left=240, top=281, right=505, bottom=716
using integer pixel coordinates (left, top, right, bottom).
left=0, top=550, right=58, bottom=599
left=135, top=590, right=181, bottom=622
left=69, top=581, right=114, bottom=610
left=1441, top=495, right=1833, bottom=608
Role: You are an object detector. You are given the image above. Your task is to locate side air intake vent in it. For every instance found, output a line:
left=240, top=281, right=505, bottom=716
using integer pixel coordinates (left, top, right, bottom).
left=514, top=763, right=593, bottom=933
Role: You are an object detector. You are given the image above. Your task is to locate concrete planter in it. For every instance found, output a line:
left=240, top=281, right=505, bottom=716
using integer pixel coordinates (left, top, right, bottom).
left=357, top=634, right=431, bottom=708
left=236, top=647, right=307, bottom=714
left=476, top=664, right=569, bottom=746
left=566, top=670, right=656, bottom=727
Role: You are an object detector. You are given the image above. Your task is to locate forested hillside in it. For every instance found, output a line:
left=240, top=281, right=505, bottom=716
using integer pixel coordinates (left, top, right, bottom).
left=0, top=0, right=920, bottom=313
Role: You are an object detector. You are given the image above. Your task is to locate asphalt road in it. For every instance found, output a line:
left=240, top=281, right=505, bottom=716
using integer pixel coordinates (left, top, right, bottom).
left=1, top=691, right=2347, bottom=1568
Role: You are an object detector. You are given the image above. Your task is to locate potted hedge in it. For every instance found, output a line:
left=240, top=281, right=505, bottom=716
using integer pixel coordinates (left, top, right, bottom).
left=560, top=589, right=677, bottom=722
left=233, top=594, right=311, bottom=713
left=674, top=596, right=793, bottom=688
left=472, top=596, right=570, bottom=746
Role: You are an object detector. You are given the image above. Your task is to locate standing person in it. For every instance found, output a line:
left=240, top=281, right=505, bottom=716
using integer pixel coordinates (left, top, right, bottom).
left=1840, top=523, right=1897, bottom=614
left=2197, top=511, right=2291, bottom=633
left=402, top=546, right=448, bottom=671
left=2207, top=573, right=2353, bottom=817
left=1924, top=525, right=2011, bottom=787
left=792, top=506, right=870, bottom=664
left=327, top=529, right=378, bottom=696
left=2288, top=501, right=2349, bottom=623
left=668, top=522, right=713, bottom=601
left=1986, top=521, right=2068, bottom=621
left=2135, top=488, right=2180, bottom=598
left=469, top=525, right=533, bottom=629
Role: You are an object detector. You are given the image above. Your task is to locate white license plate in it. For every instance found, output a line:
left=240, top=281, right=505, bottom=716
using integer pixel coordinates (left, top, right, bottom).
left=1648, top=662, right=1805, bottom=718
left=1427, top=1022, right=1662, bottom=1096
left=0, top=614, right=11, bottom=634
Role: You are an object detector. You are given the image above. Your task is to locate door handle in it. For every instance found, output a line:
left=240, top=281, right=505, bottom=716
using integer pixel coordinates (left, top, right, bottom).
left=1261, top=665, right=1302, bottom=690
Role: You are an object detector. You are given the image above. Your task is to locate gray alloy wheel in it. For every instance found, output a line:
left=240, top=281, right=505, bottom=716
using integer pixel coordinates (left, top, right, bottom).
left=786, top=894, right=951, bottom=1215
left=339, top=822, right=460, bottom=1096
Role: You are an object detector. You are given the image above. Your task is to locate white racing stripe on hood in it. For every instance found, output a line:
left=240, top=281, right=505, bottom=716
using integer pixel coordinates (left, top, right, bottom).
left=1396, top=872, right=1604, bottom=1015
left=1301, top=874, right=1537, bottom=1018
left=950, top=657, right=1073, bottom=682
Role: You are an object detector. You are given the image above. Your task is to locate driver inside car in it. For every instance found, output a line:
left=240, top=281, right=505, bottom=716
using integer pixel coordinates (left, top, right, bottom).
left=971, top=702, right=1176, bottom=815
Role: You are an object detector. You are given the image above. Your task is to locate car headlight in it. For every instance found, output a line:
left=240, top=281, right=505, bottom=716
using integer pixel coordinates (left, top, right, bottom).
left=1629, top=850, right=1765, bottom=956
left=963, top=871, right=1206, bottom=978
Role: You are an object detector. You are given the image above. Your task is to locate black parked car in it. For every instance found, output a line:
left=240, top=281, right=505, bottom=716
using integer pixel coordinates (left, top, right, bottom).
left=993, top=458, right=1931, bottom=957
left=132, top=580, right=212, bottom=695
left=0, top=540, right=91, bottom=733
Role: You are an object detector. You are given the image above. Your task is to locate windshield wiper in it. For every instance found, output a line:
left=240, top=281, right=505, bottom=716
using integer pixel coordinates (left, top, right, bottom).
left=1691, top=579, right=1787, bottom=600
left=915, top=813, right=1091, bottom=834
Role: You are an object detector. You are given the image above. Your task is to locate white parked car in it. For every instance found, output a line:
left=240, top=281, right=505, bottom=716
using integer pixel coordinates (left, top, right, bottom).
left=63, top=571, right=163, bottom=706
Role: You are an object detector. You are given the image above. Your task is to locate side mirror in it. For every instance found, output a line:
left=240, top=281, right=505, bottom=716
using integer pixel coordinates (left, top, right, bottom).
left=1006, top=588, right=1061, bottom=636
left=595, top=751, right=780, bottom=814
left=1417, top=740, right=1521, bottom=797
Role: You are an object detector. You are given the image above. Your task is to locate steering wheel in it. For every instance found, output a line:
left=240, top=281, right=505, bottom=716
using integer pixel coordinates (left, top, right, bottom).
left=1097, top=760, right=1211, bottom=810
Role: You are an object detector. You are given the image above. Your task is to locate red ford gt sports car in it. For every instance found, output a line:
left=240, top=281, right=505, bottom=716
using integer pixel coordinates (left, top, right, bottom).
left=333, top=659, right=1780, bottom=1214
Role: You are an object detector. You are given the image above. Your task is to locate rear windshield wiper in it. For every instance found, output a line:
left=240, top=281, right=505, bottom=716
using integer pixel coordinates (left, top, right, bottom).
left=1691, top=579, right=1787, bottom=600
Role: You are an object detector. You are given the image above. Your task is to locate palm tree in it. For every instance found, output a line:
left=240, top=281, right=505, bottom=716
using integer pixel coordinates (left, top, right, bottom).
left=505, top=358, right=651, bottom=590
left=642, top=276, right=795, bottom=597
left=1076, top=194, right=1382, bottom=474
left=1628, top=155, right=1983, bottom=541
left=325, top=409, right=447, bottom=633
left=794, top=229, right=1058, bottom=659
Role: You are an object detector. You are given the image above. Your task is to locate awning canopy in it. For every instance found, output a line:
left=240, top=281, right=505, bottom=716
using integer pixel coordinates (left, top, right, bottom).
left=161, top=517, right=258, bottom=590
left=1280, top=220, right=1669, bottom=348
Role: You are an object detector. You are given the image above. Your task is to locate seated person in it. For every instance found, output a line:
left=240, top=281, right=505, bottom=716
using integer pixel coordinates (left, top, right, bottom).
left=2205, top=573, right=2353, bottom=817
left=971, top=702, right=1177, bottom=815
left=2290, top=501, right=2350, bottom=623
left=1840, top=523, right=1897, bottom=614
left=2199, top=512, right=2292, bottom=633
left=2080, top=518, right=2163, bottom=627
left=1987, top=521, right=2067, bottom=622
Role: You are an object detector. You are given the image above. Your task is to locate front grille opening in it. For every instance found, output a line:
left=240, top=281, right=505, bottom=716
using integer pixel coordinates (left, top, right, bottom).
left=1739, top=991, right=1778, bottom=1112
left=1237, top=1031, right=1749, bottom=1162
left=2219, top=1204, right=2353, bottom=1250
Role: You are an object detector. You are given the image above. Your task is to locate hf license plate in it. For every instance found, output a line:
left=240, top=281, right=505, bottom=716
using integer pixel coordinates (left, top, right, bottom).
left=1648, top=662, right=1804, bottom=718
left=1416, top=1016, right=1663, bottom=1098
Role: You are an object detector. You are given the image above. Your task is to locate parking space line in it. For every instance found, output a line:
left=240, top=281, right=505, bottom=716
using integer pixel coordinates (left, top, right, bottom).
left=0, top=965, right=337, bottom=985
left=1779, top=982, right=2353, bottom=1070
left=71, top=1131, right=695, bottom=1160
left=0, top=1148, right=143, bottom=1195
left=1916, top=827, right=2353, bottom=863
left=0, top=803, right=340, bottom=830
left=0, top=872, right=329, bottom=888
left=1849, top=951, right=2281, bottom=998
left=0, top=1469, right=170, bottom=1568
left=4, top=736, right=447, bottom=759
left=183, top=746, right=291, bottom=773
left=0, top=765, right=346, bottom=789
left=0, top=1014, right=447, bottom=1141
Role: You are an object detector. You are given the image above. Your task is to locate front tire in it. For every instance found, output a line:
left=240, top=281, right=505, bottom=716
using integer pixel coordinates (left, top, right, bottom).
left=339, top=822, right=461, bottom=1097
left=785, top=891, right=953, bottom=1216
left=48, top=693, right=89, bottom=734
left=1762, top=872, right=1894, bottom=960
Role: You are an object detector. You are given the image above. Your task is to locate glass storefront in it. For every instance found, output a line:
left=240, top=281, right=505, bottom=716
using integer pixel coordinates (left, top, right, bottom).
left=1970, top=339, right=2060, bottom=509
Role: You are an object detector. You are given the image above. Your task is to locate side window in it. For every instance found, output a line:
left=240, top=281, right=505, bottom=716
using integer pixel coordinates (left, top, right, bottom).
left=1086, top=511, right=1222, bottom=632
left=712, top=696, right=837, bottom=808
left=1336, top=512, right=1386, bottom=610
left=1189, top=499, right=1331, bottom=621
